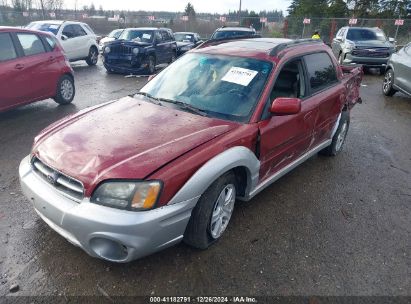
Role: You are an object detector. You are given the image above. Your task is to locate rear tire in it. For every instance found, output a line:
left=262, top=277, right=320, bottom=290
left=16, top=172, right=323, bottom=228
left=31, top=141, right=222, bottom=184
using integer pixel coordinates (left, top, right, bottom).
left=320, top=111, right=350, bottom=156
left=54, top=75, right=75, bottom=105
left=184, top=172, right=237, bottom=249
left=382, top=69, right=397, bottom=96
left=86, top=46, right=98, bottom=66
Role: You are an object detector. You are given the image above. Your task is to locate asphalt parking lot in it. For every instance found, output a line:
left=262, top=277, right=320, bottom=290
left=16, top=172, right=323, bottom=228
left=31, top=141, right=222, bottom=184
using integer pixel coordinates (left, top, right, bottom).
left=0, top=60, right=410, bottom=298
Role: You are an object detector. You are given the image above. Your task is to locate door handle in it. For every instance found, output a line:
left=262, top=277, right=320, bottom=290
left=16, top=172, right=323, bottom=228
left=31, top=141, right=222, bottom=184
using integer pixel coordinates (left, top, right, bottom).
left=15, top=64, right=24, bottom=70
left=48, top=56, right=56, bottom=62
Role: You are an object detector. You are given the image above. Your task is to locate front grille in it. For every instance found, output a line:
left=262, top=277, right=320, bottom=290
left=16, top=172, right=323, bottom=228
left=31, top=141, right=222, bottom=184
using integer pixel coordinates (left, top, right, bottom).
left=110, top=44, right=133, bottom=55
left=32, top=157, right=84, bottom=202
left=352, top=48, right=390, bottom=58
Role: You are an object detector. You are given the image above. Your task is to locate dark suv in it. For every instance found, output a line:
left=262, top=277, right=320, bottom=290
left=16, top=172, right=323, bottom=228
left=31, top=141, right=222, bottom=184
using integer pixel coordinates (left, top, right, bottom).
left=103, top=27, right=177, bottom=74
left=331, top=27, right=395, bottom=73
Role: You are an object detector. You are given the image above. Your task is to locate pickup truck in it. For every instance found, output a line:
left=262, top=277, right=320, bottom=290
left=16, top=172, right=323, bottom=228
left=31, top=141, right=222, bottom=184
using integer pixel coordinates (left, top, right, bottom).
left=19, top=38, right=363, bottom=262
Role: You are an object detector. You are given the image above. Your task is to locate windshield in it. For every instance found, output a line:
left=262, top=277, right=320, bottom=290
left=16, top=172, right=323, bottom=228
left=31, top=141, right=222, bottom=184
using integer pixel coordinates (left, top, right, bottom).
left=108, top=29, right=123, bottom=39
left=175, top=33, right=194, bottom=42
left=212, top=30, right=253, bottom=40
left=119, top=30, right=154, bottom=43
left=26, top=22, right=61, bottom=35
left=140, top=53, right=273, bottom=122
left=346, top=28, right=387, bottom=41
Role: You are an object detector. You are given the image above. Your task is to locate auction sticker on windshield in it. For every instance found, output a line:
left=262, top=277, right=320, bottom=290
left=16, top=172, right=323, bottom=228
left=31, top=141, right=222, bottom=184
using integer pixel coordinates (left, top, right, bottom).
left=221, top=67, right=258, bottom=86
left=142, top=33, right=151, bottom=39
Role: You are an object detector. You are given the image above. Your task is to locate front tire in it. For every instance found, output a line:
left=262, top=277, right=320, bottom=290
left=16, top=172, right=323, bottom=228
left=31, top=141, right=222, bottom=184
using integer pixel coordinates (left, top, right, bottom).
left=382, top=69, right=397, bottom=96
left=146, top=55, right=156, bottom=74
left=320, top=111, right=350, bottom=156
left=184, top=172, right=236, bottom=249
left=169, top=51, right=176, bottom=63
left=86, top=47, right=98, bottom=66
left=54, top=75, right=75, bottom=105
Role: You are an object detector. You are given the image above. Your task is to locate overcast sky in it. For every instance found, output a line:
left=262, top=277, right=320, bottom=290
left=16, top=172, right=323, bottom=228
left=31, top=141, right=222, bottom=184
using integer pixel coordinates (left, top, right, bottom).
left=64, top=0, right=292, bottom=14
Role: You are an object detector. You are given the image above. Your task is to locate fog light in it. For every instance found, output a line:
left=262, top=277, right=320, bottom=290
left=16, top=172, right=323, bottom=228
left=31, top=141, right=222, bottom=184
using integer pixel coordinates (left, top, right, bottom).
left=89, top=237, right=128, bottom=261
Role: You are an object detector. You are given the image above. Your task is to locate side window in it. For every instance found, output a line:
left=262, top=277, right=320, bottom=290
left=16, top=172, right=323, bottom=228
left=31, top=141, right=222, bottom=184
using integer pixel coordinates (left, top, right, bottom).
left=82, top=23, right=94, bottom=35
left=304, top=53, right=338, bottom=93
left=270, top=59, right=306, bottom=101
left=0, top=33, right=18, bottom=61
left=161, top=31, right=170, bottom=42
left=62, top=25, right=76, bottom=38
left=155, top=31, right=163, bottom=43
left=72, top=24, right=87, bottom=37
left=16, top=33, right=46, bottom=56
left=45, top=35, right=57, bottom=50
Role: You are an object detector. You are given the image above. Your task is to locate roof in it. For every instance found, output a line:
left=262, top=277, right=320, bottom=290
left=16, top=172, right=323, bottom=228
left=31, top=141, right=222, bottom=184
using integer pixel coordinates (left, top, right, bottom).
left=0, top=26, right=53, bottom=35
left=194, top=38, right=324, bottom=59
left=174, top=32, right=196, bottom=35
left=216, top=27, right=255, bottom=32
left=124, top=27, right=171, bottom=31
left=28, top=20, right=65, bottom=24
left=341, top=26, right=382, bottom=31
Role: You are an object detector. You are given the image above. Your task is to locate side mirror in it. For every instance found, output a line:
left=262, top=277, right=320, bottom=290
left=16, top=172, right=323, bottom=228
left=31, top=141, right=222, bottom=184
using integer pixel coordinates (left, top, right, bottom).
left=270, top=97, right=301, bottom=115
left=61, top=34, right=68, bottom=41
left=388, top=37, right=395, bottom=43
left=147, top=74, right=157, bottom=81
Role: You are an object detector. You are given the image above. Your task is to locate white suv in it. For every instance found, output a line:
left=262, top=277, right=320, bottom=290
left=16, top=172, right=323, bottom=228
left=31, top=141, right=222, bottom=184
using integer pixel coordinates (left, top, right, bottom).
left=26, top=20, right=99, bottom=66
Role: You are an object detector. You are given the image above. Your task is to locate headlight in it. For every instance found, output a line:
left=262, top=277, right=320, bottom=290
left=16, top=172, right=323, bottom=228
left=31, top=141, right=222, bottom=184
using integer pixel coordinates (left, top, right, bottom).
left=344, top=41, right=355, bottom=52
left=91, top=181, right=161, bottom=211
left=132, top=48, right=139, bottom=55
left=104, top=46, right=110, bottom=53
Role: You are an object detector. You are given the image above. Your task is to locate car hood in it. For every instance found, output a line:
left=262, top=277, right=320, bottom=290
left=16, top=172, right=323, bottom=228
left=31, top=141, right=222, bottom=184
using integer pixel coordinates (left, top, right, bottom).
left=350, top=39, right=393, bottom=48
left=33, top=96, right=238, bottom=193
left=100, top=37, right=115, bottom=44
left=108, top=39, right=152, bottom=47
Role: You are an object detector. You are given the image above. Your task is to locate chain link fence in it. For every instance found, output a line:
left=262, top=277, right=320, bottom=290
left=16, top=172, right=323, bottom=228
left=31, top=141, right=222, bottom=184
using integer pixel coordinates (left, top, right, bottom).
left=284, top=17, right=411, bottom=46
left=1, top=9, right=410, bottom=46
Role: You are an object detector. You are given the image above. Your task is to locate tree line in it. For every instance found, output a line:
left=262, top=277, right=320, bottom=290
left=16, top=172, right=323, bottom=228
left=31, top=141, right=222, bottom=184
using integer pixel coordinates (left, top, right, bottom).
left=288, top=0, right=411, bottom=19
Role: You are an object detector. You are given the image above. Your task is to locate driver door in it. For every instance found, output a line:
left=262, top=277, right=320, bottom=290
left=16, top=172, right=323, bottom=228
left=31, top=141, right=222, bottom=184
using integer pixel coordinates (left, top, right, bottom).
left=257, top=59, right=318, bottom=181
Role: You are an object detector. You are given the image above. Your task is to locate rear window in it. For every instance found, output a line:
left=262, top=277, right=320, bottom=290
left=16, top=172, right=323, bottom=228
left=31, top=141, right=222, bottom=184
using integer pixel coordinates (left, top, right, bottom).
left=304, top=52, right=338, bottom=93
left=0, top=33, right=17, bottom=61
left=212, top=30, right=253, bottom=40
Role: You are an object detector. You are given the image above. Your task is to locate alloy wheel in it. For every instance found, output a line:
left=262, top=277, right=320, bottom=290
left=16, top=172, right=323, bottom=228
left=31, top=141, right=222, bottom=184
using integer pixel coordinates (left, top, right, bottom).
left=209, top=184, right=236, bottom=239
left=60, top=79, right=74, bottom=101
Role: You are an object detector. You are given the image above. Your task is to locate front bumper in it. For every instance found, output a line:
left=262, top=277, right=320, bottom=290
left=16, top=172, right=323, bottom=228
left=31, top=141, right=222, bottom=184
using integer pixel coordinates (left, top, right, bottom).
left=103, top=54, right=148, bottom=74
left=19, top=156, right=198, bottom=262
left=343, top=52, right=390, bottom=68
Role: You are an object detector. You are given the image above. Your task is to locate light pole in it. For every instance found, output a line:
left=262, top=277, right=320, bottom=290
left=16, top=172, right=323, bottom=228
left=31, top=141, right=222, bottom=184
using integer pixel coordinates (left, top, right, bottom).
left=394, top=0, right=403, bottom=41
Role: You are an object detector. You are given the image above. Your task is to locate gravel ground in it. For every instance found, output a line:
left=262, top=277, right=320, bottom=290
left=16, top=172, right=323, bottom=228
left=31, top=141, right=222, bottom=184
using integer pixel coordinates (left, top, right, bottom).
left=0, top=60, right=410, bottom=299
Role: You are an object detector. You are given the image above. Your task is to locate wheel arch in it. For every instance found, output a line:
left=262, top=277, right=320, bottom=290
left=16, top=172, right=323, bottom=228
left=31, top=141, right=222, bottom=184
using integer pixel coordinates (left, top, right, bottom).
left=167, top=146, right=260, bottom=205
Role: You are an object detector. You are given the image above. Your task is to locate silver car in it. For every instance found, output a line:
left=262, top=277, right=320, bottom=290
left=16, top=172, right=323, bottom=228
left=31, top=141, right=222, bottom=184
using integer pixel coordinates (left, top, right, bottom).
left=383, top=42, right=411, bottom=97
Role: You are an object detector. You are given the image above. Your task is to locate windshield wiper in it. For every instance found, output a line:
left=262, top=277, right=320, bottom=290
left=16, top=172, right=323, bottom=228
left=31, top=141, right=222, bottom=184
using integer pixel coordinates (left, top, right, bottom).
left=133, top=92, right=163, bottom=106
left=156, top=98, right=209, bottom=117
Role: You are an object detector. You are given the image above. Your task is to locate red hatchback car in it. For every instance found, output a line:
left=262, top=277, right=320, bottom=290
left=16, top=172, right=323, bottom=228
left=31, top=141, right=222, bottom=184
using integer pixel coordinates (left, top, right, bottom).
left=0, top=27, right=75, bottom=112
